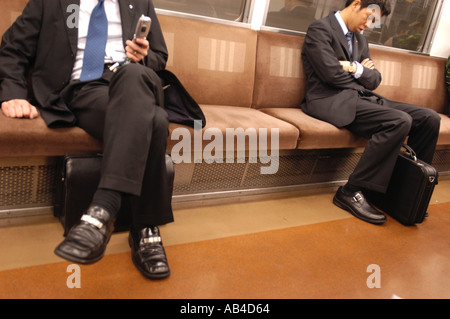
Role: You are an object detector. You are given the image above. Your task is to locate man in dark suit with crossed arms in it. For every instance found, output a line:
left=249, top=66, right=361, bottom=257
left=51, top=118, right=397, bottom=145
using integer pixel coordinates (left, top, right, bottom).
left=301, top=0, right=440, bottom=224
left=0, top=0, right=173, bottom=279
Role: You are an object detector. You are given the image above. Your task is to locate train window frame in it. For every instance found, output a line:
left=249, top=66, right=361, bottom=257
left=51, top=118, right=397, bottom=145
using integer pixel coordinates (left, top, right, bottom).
left=153, top=0, right=250, bottom=23
left=262, top=0, right=443, bottom=55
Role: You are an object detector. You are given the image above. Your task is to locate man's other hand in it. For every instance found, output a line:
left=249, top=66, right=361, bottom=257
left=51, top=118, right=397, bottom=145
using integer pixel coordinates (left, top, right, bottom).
left=361, top=58, right=375, bottom=70
left=339, top=60, right=351, bottom=72
left=1, top=99, right=39, bottom=119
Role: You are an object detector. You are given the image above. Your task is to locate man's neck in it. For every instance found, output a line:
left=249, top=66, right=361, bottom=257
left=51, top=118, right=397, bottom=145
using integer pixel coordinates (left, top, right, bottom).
left=335, top=11, right=349, bottom=35
left=338, top=7, right=352, bottom=29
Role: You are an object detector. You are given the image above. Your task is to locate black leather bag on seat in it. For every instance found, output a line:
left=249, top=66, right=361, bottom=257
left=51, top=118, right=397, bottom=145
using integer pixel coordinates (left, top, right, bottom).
left=53, top=153, right=175, bottom=235
left=157, top=69, right=206, bottom=128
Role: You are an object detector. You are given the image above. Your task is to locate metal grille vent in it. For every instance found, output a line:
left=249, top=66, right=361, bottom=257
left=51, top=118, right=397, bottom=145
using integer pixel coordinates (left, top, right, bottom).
left=0, top=166, right=34, bottom=206
left=36, top=165, right=57, bottom=205
left=309, top=152, right=360, bottom=183
left=432, top=149, right=450, bottom=172
left=0, top=162, right=57, bottom=209
left=243, top=154, right=316, bottom=188
left=176, top=159, right=248, bottom=193
left=173, top=150, right=364, bottom=195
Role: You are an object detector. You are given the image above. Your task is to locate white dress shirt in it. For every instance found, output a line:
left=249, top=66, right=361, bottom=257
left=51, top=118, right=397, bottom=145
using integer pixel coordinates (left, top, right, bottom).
left=71, top=0, right=128, bottom=80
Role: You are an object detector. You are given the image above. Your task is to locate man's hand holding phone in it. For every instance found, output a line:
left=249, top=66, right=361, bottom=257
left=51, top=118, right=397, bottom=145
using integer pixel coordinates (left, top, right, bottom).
left=125, top=38, right=149, bottom=63
left=125, top=15, right=151, bottom=63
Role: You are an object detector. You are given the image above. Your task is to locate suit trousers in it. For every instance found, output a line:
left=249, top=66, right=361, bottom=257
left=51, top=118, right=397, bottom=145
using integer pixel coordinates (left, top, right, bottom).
left=60, top=63, right=174, bottom=227
left=344, top=95, right=441, bottom=194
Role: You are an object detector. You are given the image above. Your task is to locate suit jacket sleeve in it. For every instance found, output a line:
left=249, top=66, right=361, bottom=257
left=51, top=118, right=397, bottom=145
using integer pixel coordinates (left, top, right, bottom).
left=354, top=35, right=382, bottom=91
left=0, top=0, right=42, bottom=103
left=143, top=1, right=168, bottom=71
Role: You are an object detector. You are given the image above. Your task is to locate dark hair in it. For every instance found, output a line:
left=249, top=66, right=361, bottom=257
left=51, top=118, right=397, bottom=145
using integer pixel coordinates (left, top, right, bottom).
left=345, top=0, right=392, bottom=16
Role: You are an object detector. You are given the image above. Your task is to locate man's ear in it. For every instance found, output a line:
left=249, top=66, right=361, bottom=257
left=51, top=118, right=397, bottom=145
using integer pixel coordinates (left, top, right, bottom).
left=351, top=0, right=362, bottom=11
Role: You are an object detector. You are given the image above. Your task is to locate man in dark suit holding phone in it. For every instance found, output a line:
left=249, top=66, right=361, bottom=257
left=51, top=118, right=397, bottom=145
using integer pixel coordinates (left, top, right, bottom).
left=0, top=0, right=172, bottom=279
left=301, top=0, right=440, bottom=224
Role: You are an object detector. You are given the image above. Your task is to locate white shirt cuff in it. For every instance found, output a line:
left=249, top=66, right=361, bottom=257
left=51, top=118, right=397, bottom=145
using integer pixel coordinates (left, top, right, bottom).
left=353, top=61, right=364, bottom=79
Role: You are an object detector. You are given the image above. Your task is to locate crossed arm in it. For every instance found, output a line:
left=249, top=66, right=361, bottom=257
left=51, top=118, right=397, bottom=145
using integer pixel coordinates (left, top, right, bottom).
left=339, top=58, right=375, bottom=72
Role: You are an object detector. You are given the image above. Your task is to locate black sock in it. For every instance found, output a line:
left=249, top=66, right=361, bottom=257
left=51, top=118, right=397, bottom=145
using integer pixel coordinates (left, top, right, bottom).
left=343, top=182, right=361, bottom=194
left=91, top=188, right=122, bottom=218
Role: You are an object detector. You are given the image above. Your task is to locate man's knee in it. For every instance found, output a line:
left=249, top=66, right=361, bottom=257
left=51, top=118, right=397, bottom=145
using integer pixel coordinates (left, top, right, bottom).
left=422, top=109, right=441, bottom=132
left=153, top=107, right=169, bottom=136
left=394, top=111, right=413, bottom=136
left=115, top=63, right=159, bottom=84
left=110, top=63, right=164, bottom=107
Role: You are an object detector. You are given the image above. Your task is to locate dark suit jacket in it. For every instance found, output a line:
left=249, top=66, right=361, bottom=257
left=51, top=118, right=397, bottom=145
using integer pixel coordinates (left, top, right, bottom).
left=0, top=0, right=168, bottom=127
left=301, top=12, right=382, bottom=128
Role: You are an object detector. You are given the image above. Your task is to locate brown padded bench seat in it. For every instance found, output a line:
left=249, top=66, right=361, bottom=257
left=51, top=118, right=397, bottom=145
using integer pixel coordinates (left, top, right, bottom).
left=0, top=105, right=298, bottom=158
left=260, top=108, right=367, bottom=150
left=159, top=15, right=299, bottom=152
left=253, top=31, right=450, bottom=150
left=167, top=105, right=299, bottom=152
left=437, top=114, right=450, bottom=146
left=0, top=113, right=102, bottom=157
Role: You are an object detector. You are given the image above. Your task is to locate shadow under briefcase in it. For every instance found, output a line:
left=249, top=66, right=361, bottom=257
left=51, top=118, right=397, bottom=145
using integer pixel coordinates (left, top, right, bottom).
left=53, top=153, right=175, bottom=236
left=366, top=145, right=438, bottom=226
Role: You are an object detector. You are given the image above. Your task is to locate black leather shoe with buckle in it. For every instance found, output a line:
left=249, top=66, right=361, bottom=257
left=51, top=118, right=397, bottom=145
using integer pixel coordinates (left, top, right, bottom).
left=129, top=226, right=170, bottom=279
left=54, top=206, right=115, bottom=264
left=333, top=186, right=386, bottom=225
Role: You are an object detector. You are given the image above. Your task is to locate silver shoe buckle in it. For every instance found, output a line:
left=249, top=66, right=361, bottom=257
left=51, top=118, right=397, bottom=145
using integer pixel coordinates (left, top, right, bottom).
left=352, top=193, right=363, bottom=202
left=142, top=236, right=162, bottom=245
left=81, top=214, right=104, bottom=229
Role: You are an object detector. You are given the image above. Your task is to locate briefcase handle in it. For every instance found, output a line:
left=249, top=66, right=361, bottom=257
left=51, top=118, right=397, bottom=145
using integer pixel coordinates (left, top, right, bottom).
left=401, top=144, right=417, bottom=162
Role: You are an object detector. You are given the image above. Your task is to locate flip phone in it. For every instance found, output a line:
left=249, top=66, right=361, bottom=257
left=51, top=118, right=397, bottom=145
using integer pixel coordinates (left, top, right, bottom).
left=110, top=15, right=152, bottom=71
left=133, top=15, right=151, bottom=40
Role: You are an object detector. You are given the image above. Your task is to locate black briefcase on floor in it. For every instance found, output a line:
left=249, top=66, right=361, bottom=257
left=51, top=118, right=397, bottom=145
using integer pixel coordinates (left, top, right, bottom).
left=367, top=145, right=438, bottom=226
left=53, top=153, right=175, bottom=235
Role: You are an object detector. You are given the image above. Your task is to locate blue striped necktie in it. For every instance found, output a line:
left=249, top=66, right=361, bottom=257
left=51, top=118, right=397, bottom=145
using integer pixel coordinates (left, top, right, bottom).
left=80, top=0, right=108, bottom=81
left=346, top=31, right=353, bottom=61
